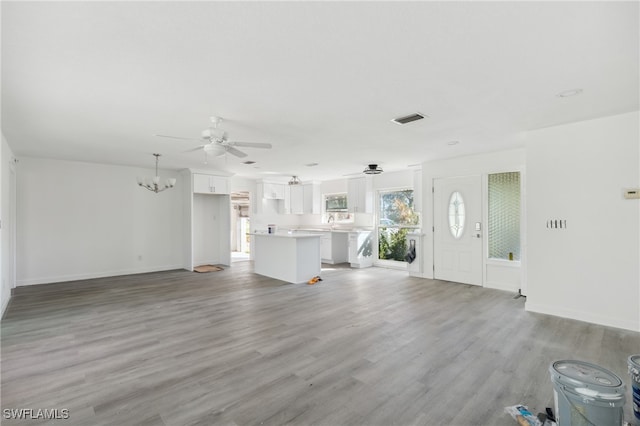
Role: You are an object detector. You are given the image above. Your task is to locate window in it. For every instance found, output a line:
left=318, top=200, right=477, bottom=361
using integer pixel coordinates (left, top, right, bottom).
left=325, top=193, right=348, bottom=212
left=448, top=191, right=465, bottom=239
left=322, top=193, right=353, bottom=224
left=377, top=189, right=419, bottom=261
left=488, top=172, right=521, bottom=260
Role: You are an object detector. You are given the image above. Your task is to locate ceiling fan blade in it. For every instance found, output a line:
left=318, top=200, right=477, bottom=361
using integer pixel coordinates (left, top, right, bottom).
left=185, top=145, right=206, bottom=153
left=225, top=146, right=248, bottom=158
left=155, top=134, right=196, bottom=141
left=229, top=141, right=272, bottom=149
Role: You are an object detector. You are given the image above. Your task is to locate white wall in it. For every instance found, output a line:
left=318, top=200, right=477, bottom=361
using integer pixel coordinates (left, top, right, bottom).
left=321, top=178, right=348, bottom=195
left=422, top=149, right=526, bottom=283
left=372, top=169, right=414, bottom=190
left=525, top=111, right=639, bottom=332
left=1, top=134, right=17, bottom=316
left=17, top=157, right=184, bottom=285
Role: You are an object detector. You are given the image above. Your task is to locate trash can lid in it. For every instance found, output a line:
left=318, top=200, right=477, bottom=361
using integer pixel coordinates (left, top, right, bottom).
left=550, top=360, right=623, bottom=389
left=629, top=355, right=640, bottom=375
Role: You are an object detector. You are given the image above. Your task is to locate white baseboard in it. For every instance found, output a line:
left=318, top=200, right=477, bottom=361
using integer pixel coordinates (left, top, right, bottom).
left=1, top=294, right=10, bottom=319
left=16, top=264, right=184, bottom=287
left=193, top=259, right=221, bottom=267
left=525, top=302, right=639, bottom=332
left=484, top=281, right=519, bottom=293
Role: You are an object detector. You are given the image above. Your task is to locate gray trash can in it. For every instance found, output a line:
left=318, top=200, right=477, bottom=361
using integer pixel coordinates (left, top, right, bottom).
left=549, top=360, right=626, bottom=426
left=629, top=355, right=640, bottom=426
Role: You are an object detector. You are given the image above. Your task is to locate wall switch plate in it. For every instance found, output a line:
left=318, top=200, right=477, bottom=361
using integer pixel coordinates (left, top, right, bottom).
left=623, top=188, right=640, bottom=199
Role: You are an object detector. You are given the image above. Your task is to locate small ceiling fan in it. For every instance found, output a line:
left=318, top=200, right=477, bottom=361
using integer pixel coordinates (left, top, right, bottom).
left=155, top=116, right=272, bottom=159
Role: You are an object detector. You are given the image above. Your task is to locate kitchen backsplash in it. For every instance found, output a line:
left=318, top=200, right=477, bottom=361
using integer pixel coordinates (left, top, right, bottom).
left=322, top=212, right=354, bottom=224
left=300, top=212, right=373, bottom=228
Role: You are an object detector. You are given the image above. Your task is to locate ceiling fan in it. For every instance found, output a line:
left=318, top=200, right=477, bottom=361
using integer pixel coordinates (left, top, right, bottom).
left=155, top=116, right=272, bottom=159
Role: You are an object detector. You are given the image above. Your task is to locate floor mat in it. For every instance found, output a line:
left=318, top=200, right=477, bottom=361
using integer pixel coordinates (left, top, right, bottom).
left=193, top=265, right=224, bottom=273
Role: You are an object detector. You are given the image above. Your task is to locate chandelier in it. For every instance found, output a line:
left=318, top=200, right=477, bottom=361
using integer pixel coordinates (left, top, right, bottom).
left=137, top=153, right=176, bottom=193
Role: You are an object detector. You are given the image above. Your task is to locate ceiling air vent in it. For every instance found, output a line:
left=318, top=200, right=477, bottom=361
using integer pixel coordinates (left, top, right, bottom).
left=242, top=161, right=256, bottom=165
left=363, top=164, right=384, bottom=175
left=391, top=112, right=426, bottom=125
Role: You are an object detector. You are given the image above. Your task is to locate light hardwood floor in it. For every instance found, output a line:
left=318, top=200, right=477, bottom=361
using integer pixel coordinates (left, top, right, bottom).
left=2, top=263, right=638, bottom=425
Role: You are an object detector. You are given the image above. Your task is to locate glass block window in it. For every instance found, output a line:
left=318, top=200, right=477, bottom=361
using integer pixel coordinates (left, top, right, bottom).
left=488, top=172, right=521, bottom=260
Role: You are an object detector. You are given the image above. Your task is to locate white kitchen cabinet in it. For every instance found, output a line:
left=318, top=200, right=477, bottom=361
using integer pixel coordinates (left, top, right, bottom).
left=320, top=233, right=332, bottom=261
left=193, top=173, right=229, bottom=194
left=255, top=181, right=286, bottom=215
left=347, top=177, right=373, bottom=213
left=303, top=183, right=321, bottom=214
left=285, top=183, right=320, bottom=214
left=181, top=170, right=231, bottom=271
left=288, top=185, right=304, bottom=214
left=262, top=182, right=285, bottom=199
left=308, top=231, right=349, bottom=264
left=348, top=230, right=374, bottom=268
left=253, top=233, right=321, bottom=284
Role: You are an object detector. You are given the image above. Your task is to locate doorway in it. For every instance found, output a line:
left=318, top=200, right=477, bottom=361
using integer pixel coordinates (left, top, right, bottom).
left=433, top=175, right=483, bottom=285
left=230, top=191, right=251, bottom=262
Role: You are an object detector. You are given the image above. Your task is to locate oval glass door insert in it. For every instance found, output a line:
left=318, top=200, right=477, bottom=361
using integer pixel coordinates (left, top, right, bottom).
left=448, top=191, right=465, bottom=239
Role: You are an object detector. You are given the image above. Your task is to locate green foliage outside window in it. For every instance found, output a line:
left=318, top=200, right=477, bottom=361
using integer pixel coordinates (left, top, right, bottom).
left=378, top=227, right=410, bottom=261
left=379, top=190, right=419, bottom=226
left=378, top=189, right=419, bottom=262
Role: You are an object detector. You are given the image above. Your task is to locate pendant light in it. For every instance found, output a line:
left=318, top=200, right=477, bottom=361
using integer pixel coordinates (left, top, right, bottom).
left=137, top=153, right=176, bottom=193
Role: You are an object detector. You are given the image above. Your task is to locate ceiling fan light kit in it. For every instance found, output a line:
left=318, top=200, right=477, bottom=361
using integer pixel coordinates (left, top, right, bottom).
left=363, top=164, right=383, bottom=175
left=137, top=153, right=176, bottom=193
left=156, top=115, right=272, bottom=161
left=201, top=128, right=226, bottom=140
left=203, top=143, right=227, bottom=157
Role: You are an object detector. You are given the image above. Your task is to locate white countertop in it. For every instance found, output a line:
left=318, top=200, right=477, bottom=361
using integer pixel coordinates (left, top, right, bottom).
left=251, top=232, right=321, bottom=238
left=295, top=228, right=373, bottom=233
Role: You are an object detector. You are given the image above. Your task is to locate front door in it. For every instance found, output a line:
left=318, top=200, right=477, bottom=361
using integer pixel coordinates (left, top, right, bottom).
left=433, top=175, right=483, bottom=286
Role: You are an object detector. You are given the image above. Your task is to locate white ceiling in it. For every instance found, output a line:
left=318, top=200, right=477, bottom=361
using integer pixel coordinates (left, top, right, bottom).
left=2, top=1, right=638, bottom=182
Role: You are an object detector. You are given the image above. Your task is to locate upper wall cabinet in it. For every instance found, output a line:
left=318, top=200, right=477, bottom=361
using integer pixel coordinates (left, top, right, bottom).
left=262, top=182, right=286, bottom=200
left=347, top=177, right=373, bottom=213
left=193, top=173, right=229, bottom=195
left=288, top=185, right=304, bottom=214
left=303, top=183, right=321, bottom=214
left=285, top=183, right=320, bottom=214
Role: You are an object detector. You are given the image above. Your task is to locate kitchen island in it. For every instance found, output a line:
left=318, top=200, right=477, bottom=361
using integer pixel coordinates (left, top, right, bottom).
left=252, top=233, right=321, bottom=284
